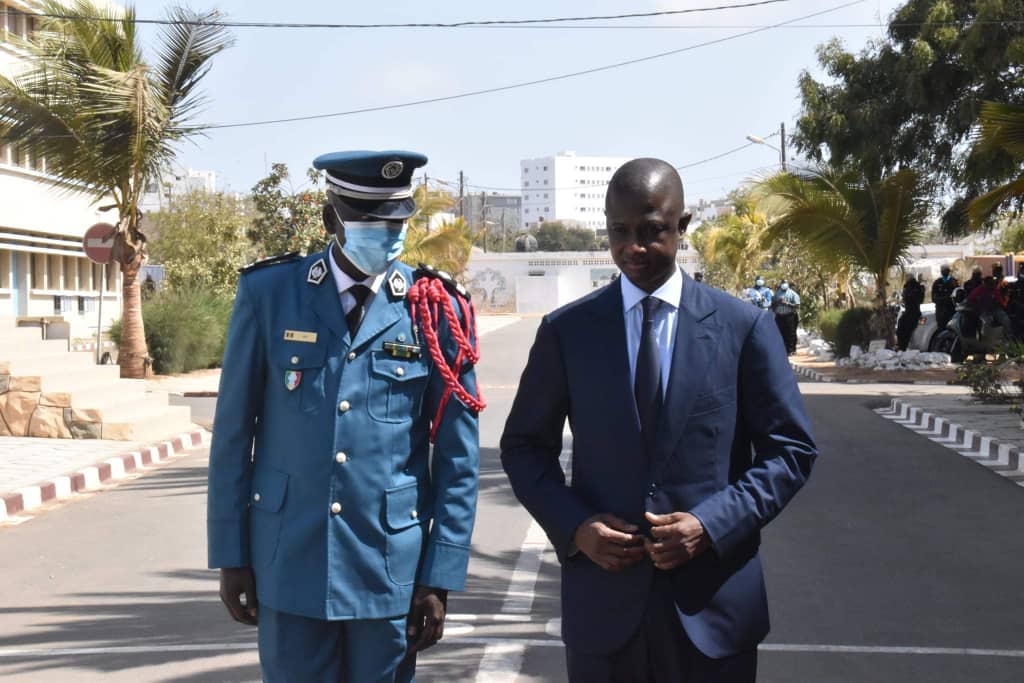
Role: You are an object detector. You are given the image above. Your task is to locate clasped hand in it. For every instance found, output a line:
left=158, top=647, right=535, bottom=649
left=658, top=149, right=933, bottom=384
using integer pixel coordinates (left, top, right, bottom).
left=572, top=511, right=709, bottom=572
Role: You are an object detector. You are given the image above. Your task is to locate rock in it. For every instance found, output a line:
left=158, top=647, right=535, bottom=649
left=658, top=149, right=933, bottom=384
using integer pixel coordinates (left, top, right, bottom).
left=9, top=376, right=41, bottom=392
left=900, top=350, right=920, bottom=362
left=818, top=352, right=835, bottom=362
left=1, top=389, right=41, bottom=436
left=850, top=345, right=863, bottom=359
left=27, top=405, right=72, bottom=438
left=875, top=349, right=897, bottom=361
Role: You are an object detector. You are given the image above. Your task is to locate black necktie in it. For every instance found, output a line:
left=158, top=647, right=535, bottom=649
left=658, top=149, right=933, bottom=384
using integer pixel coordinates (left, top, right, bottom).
left=635, top=296, right=663, bottom=453
left=346, top=284, right=371, bottom=337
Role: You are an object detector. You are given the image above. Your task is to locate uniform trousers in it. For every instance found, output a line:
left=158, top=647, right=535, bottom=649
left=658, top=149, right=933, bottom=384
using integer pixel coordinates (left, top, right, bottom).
left=565, top=576, right=757, bottom=683
left=774, top=312, right=799, bottom=354
left=258, top=605, right=415, bottom=683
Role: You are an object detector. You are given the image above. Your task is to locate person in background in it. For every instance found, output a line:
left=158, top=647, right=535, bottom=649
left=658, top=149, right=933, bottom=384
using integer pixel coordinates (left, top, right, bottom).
left=963, top=265, right=984, bottom=297
left=931, top=265, right=959, bottom=333
left=896, top=273, right=925, bottom=351
left=967, top=271, right=1015, bottom=341
left=745, top=276, right=772, bottom=311
left=771, top=280, right=800, bottom=355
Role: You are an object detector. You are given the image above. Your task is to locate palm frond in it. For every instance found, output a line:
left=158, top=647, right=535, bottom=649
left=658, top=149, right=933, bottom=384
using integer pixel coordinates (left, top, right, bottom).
left=974, top=101, right=1024, bottom=159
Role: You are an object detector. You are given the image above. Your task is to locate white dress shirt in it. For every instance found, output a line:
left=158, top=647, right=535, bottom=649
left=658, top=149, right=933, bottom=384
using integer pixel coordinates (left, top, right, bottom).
left=621, top=267, right=683, bottom=398
left=329, top=247, right=385, bottom=314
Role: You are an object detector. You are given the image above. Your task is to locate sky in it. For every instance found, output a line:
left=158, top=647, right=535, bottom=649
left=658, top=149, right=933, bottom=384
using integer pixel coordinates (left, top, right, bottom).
left=128, top=0, right=907, bottom=202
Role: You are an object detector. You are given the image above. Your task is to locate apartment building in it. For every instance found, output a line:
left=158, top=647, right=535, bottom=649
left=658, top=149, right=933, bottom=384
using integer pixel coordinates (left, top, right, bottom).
left=519, top=152, right=630, bottom=233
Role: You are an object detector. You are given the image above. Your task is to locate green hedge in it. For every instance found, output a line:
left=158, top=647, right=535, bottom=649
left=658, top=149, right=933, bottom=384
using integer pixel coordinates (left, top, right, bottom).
left=834, top=307, right=876, bottom=357
left=816, top=309, right=844, bottom=348
left=109, top=287, right=234, bottom=375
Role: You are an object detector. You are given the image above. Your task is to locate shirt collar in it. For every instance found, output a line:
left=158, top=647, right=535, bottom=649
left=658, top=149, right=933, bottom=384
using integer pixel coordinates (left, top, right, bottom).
left=621, top=266, right=683, bottom=313
left=329, top=246, right=384, bottom=295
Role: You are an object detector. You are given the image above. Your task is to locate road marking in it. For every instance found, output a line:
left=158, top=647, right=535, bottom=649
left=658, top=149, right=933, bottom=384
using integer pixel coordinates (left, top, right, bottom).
left=4, top=641, right=1024, bottom=659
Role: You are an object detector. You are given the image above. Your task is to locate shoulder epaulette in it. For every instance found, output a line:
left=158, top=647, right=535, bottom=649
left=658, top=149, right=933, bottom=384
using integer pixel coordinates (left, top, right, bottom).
left=239, top=252, right=302, bottom=274
left=414, top=263, right=471, bottom=301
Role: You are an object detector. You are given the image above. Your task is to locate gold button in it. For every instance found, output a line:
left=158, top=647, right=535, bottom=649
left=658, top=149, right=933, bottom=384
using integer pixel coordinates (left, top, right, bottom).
left=347, top=352, right=357, bottom=361
left=339, top=400, right=351, bottom=413
left=336, top=452, right=347, bottom=464
left=396, top=367, right=405, bottom=377
left=410, top=510, right=418, bottom=519
left=290, top=356, right=299, bottom=365
left=253, top=493, right=261, bottom=502
left=331, top=502, right=342, bottom=514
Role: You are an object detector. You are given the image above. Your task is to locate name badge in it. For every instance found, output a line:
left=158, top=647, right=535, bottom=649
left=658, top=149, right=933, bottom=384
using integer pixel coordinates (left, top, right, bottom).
left=284, top=330, right=318, bottom=343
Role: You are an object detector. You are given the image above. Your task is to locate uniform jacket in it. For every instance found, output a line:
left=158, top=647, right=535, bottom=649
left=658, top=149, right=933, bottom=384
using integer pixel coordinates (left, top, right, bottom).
left=207, top=252, right=480, bottom=621
left=500, top=273, right=817, bottom=658
left=931, top=276, right=959, bottom=307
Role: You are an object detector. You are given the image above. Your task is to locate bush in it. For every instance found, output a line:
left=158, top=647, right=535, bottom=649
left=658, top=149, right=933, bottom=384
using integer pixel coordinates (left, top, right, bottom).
left=833, top=307, right=876, bottom=357
left=816, top=309, right=844, bottom=348
left=110, top=287, right=234, bottom=375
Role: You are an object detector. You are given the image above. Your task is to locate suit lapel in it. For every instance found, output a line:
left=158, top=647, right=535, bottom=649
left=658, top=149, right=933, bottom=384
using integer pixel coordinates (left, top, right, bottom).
left=308, top=249, right=350, bottom=349
left=349, top=263, right=404, bottom=351
left=650, top=274, right=718, bottom=469
left=595, top=279, right=641, bottom=434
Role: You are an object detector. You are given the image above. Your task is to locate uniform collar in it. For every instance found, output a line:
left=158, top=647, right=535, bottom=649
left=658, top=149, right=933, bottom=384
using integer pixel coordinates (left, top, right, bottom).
left=621, top=266, right=683, bottom=314
left=329, top=246, right=385, bottom=295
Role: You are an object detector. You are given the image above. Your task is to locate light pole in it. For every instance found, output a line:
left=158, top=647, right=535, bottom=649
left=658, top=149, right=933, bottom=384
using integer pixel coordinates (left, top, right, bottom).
left=746, top=122, right=788, bottom=171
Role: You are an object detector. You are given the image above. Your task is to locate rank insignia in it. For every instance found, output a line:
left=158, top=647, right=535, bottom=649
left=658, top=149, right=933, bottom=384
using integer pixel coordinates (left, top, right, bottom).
left=307, top=258, right=328, bottom=285
left=387, top=270, right=408, bottom=299
left=383, top=341, right=422, bottom=359
left=284, top=370, right=302, bottom=391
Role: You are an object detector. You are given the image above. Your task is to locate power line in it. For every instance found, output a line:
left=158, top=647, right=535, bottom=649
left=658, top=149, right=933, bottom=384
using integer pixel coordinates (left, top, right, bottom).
left=21, top=1, right=797, bottom=29
left=454, top=21, right=1024, bottom=30
left=205, top=0, right=864, bottom=130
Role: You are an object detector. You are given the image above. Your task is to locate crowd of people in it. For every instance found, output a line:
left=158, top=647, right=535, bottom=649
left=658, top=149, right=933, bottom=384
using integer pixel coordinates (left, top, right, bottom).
left=743, top=276, right=801, bottom=355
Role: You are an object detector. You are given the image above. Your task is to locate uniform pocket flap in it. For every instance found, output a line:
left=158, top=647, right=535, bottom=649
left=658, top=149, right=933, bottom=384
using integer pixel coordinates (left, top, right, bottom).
left=371, top=352, right=429, bottom=383
left=251, top=468, right=288, bottom=512
left=385, top=482, right=427, bottom=531
left=274, top=343, right=327, bottom=369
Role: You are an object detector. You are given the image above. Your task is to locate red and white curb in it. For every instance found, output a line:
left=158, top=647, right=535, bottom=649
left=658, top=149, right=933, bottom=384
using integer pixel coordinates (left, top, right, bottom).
left=0, top=429, right=210, bottom=522
left=792, top=363, right=833, bottom=382
left=875, top=399, right=1024, bottom=488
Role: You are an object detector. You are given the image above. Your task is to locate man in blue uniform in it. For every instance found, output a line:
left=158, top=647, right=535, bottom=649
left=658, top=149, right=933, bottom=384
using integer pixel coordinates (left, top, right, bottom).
left=207, top=150, right=481, bottom=682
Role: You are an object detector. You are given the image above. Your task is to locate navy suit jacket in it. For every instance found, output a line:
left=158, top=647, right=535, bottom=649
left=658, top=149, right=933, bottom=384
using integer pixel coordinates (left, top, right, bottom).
left=500, top=272, right=817, bottom=658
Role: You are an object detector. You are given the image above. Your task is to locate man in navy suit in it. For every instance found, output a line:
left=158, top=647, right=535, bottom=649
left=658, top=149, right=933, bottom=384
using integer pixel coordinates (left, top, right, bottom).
left=500, top=158, right=817, bottom=682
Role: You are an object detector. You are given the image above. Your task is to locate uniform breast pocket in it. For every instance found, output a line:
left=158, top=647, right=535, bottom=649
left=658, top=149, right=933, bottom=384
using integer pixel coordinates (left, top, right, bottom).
left=367, top=352, right=430, bottom=424
left=273, top=343, right=328, bottom=413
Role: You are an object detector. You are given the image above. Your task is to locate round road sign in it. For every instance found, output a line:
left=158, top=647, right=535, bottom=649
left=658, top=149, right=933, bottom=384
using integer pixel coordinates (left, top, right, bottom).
left=83, top=222, right=116, bottom=264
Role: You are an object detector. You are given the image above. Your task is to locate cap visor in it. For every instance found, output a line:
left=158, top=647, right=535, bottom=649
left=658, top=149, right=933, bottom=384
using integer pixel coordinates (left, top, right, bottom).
left=329, top=193, right=417, bottom=221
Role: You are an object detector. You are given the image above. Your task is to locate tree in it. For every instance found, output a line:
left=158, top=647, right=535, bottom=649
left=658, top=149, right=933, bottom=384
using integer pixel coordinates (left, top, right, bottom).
left=695, top=210, right=772, bottom=293
left=532, top=221, right=598, bottom=251
left=793, top=0, right=1024, bottom=235
left=402, top=184, right=474, bottom=277
left=146, top=190, right=254, bottom=296
left=0, top=1, right=232, bottom=377
left=249, top=164, right=329, bottom=257
left=967, top=102, right=1024, bottom=229
left=755, top=165, right=929, bottom=343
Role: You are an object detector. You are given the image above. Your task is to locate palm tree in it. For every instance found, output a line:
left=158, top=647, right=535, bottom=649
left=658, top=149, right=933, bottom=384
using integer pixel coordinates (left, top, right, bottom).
left=967, top=101, right=1024, bottom=229
left=401, top=184, right=474, bottom=278
left=697, top=210, right=772, bottom=293
left=755, top=165, right=929, bottom=342
left=0, top=1, right=232, bottom=377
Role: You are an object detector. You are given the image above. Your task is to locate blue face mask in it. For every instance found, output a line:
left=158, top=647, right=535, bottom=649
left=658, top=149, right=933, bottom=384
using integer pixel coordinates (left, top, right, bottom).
left=780, top=283, right=789, bottom=291
left=755, top=280, right=765, bottom=288
left=336, top=219, right=407, bottom=276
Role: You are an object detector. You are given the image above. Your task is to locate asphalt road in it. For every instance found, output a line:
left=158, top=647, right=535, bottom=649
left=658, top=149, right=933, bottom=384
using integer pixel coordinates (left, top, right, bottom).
left=1, top=318, right=1023, bottom=682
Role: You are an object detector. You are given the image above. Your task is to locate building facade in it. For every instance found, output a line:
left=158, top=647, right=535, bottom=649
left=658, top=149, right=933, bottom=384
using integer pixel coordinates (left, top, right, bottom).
left=0, top=0, right=122, bottom=336
left=462, top=193, right=522, bottom=250
left=519, top=152, right=630, bottom=233
left=140, top=165, right=219, bottom=214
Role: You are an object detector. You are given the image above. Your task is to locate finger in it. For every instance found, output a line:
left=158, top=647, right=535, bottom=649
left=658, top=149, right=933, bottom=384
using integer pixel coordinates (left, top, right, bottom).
left=645, top=511, right=683, bottom=526
left=243, top=580, right=259, bottom=624
left=412, top=616, right=437, bottom=653
left=600, top=514, right=639, bottom=533
left=599, top=526, right=643, bottom=546
left=221, top=590, right=256, bottom=626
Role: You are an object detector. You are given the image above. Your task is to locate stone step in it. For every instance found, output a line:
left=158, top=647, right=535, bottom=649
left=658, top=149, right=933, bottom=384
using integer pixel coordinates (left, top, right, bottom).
left=52, top=377, right=150, bottom=410
left=0, top=338, right=70, bottom=354
left=102, top=403, right=194, bottom=442
left=5, top=352, right=106, bottom=376
left=0, top=326, right=46, bottom=346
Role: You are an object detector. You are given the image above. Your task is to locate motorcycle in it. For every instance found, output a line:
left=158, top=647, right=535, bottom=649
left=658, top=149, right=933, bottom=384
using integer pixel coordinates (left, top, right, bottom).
left=931, top=287, right=1009, bottom=362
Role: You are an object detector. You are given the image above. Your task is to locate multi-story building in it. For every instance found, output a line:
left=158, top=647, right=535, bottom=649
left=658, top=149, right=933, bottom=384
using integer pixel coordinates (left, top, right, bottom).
left=0, top=1, right=121, bottom=336
left=140, top=165, right=219, bottom=214
left=520, top=152, right=630, bottom=233
left=462, top=193, right=521, bottom=249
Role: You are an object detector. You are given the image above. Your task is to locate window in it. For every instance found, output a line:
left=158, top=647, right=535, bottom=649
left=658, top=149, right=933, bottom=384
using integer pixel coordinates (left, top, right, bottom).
left=524, top=181, right=529, bottom=187
left=523, top=168, right=529, bottom=173
left=525, top=208, right=530, bottom=214
left=543, top=180, right=548, bottom=185
left=543, top=193, right=548, bottom=199
left=544, top=207, right=550, bottom=212
left=543, top=166, right=548, bottom=171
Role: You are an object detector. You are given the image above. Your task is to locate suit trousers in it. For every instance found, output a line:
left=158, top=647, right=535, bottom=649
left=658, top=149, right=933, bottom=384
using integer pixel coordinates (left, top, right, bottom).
left=258, top=605, right=415, bottom=683
left=565, top=576, right=757, bottom=683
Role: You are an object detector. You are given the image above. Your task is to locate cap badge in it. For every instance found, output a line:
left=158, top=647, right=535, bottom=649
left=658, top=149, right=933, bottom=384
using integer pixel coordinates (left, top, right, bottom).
left=381, top=161, right=404, bottom=180
left=388, top=270, right=408, bottom=299
left=307, top=258, right=328, bottom=285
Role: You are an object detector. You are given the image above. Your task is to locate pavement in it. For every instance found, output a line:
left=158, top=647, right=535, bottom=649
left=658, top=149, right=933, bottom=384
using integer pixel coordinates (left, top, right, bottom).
left=2, top=318, right=1024, bottom=681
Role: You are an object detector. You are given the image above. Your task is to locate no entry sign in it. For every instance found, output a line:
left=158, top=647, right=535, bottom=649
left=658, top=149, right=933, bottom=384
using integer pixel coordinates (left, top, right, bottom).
left=83, top=222, right=116, bottom=264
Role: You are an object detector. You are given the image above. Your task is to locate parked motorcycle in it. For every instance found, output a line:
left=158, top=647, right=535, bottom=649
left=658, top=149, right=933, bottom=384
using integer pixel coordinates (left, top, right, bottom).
left=931, top=287, right=1009, bottom=362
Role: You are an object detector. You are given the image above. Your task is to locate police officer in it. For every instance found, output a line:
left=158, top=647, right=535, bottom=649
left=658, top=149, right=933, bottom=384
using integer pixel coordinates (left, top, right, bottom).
left=207, top=151, right=482, bottom=682
left=963, top=264, right=984, bottom=296
left=772, top=279, right=801, bottom=354
left=931, top=264, right=959, bottom=332
left=896, top=273, right=925, bottom=350
left=746, top=275, right=773, bottom=310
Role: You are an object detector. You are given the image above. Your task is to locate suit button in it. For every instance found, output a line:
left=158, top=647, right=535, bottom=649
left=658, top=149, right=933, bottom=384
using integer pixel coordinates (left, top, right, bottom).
left=336, top=452, right=347, bottom=464
left=253, top=493, right=261, bottom=502
left=339, top=400, right=351, bottom=413
left=347, top=352, right=357, bottom=361
left=396, top=367, right=405, bottom=377
left=290, top=356, right=299, bottom=365
left=331, top=502, right=342, bottom=514
left=410, top=510, right=418, bottom=519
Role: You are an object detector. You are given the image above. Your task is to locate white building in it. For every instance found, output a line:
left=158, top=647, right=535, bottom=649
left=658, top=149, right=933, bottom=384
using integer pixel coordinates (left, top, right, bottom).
left=140, top=166, right=219, bottom=214
left=0, top=1, right=121, bottom=337
left=520, top=152, right=630, bottom=233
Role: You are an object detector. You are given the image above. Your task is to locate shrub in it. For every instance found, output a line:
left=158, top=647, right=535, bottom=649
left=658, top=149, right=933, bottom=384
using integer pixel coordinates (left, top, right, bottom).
left=834, top=307, right=876, bottom=357
left=109, top=287, right=234, bottom=375
left=816, top=308, right=844, bottom=348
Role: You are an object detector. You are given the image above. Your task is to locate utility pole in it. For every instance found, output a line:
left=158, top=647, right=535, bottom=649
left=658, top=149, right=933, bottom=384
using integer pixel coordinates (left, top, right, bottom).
left=458, top=171, right=465, bottom=219
left=780, top=121, right=788, bottom=172
left=480, top=191, right=487, bottom=252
